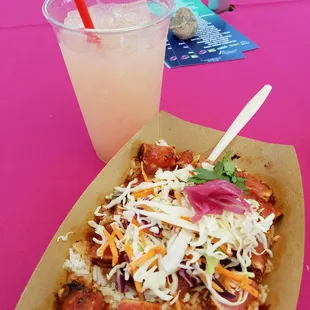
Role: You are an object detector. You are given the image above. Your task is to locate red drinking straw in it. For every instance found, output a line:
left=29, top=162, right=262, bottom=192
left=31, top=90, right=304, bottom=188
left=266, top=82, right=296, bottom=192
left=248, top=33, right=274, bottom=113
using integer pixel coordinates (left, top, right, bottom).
left=74, top=0, right=95, bottom=29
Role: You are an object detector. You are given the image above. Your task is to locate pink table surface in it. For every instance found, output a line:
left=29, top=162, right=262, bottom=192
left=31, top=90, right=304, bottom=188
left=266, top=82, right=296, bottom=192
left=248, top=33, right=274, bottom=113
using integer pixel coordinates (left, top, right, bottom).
left=1, top=0, right=309, bottom=309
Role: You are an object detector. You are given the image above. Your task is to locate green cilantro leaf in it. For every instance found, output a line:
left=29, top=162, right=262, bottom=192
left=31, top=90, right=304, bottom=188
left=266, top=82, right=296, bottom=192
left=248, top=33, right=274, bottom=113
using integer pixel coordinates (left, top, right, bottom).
left=235, top=178, right=248, bottom=192
left=231, top=175, right=237, bottom=183
left=187, top=177, right=207, bottom=184
left=223, top=161, right=235, bottom=176
left=213, top=162, right=224, bottom=178
left=194, top=168, right=217, bottom=180
left=187, top=151, right=247, bottom=193
left=218, top=174, right=230, bottom=182
left=223, top=151, right=231, bottom=161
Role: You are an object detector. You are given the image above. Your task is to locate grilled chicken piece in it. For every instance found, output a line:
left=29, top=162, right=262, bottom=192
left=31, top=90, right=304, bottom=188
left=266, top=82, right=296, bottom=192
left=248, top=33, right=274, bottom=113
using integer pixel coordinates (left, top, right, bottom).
left=238, top=171, right=283, bottom=221
left=257, top=199, right=283, bottom=221
left=139, top=143, right=177, bottom=176
left=60, top=290, right=105, bottom=310
left=237, top=171, right=273, bottom=202
left=57, top=282, right=106, bottom=310
left=118, top=299, right=161, bottom=310
left=177, top=150, right=194, bottom=167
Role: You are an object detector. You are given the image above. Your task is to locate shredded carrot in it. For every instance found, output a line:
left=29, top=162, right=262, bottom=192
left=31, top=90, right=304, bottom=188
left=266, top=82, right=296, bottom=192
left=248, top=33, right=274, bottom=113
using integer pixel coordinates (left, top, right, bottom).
left=103, top=229, right=119, bottom=266
left=180, top=216, right=191, bottom=222
left=123, top=244, right=144, bottom=297
left=215, top=264, right=252, bottom=285
left=111, top=224, right=124, bottom=240
left=175, top=299, right=182, bottom=310
left=139, top=231, right=147, bottom=247
left=133, top=188, right=154, bottom=200
left=200, top=273, right=224, bottom=293
left=133, top=278, right=143, bottom=293
left=223, top=277, right=233, bottom=293
left=135, top=280, right=142, bottom=292
left=134, top=274, right=143, bottom=297
left=140, top=204, right=154, bottom=212
left=237, top=281, right=259, bottom=298
left=97, top=242, right=110, bottom=257
left=132, top=217, right=141, bottom=227
left=220, top=244, right=232, bottom=257
left=124, top=248, right=143, bottom=297
left=215, top=264, right=258, bottom=297
left=140, top=162, right=149, bottom=182
left=212, top=281, right=224, bottom=293
left=130, top=246, right=165, bottom=270
left=149, top=259, right=158, bottom=269
left=110, top=235, right=118, bottom=266
left=174, top=190, right=182, bottom=206
left=130, top=253, right=151, bottom=270
left=125, top=243, right=133, bottom=261
left=132, top=266, right=144, bottom=296
left=153, top=245, right=166, bottom=255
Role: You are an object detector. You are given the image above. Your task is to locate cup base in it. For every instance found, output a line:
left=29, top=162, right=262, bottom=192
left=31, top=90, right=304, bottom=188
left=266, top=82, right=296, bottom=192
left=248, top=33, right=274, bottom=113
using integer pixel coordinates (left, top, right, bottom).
left=95, top=151, right=109, bottom=164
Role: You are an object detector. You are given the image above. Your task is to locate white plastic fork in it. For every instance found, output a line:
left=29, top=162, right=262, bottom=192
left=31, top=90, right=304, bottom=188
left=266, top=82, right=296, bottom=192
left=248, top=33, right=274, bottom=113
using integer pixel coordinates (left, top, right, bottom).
left=207, top=85, right=272, bottom=162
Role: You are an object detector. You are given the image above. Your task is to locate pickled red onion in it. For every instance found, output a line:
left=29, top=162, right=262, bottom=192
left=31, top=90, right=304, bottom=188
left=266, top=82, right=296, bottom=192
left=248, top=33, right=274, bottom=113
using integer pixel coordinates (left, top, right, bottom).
left=183, top=180, right=251, bottom=222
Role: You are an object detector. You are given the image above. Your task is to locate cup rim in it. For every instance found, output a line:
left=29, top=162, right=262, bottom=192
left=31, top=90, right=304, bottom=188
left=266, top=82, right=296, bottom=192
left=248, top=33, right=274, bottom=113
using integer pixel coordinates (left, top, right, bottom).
left=42, top=0, right=175, bottom=34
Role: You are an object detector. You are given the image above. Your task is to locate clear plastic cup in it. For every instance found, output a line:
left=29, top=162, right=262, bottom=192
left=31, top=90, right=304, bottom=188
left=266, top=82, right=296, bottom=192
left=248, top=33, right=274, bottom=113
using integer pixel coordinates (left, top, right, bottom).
left=42, top=0, right=175, bottom=162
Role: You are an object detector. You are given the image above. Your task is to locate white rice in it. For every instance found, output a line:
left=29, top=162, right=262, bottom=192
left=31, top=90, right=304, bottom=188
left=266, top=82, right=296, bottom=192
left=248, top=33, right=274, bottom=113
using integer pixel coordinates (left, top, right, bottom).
left=258, top=284, right=270, bottom=304
left=63, top=248, right=90, bottom=277
left=93, top=265, right=107, bottom=286
left=100, top=283, right=124, bottom=309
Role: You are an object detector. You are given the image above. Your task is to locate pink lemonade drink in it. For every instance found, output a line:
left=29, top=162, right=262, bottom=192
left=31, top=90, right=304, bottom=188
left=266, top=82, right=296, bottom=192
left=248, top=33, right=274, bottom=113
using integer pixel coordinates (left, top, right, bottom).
left=43, top=0, right=175, bottom=162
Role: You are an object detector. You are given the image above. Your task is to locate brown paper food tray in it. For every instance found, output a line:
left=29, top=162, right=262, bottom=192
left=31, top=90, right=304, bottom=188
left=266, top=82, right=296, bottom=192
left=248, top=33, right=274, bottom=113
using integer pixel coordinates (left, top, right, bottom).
left=16, top=111, right=304, bottom=310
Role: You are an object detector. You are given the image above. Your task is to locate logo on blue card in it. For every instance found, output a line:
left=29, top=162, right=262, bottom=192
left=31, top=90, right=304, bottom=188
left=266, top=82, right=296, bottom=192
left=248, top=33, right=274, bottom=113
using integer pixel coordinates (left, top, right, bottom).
left=181, top=55, right=190, bottom=60
left=219, top=49, right=238, bottom=55
left=199, top=50, right=207, bottom=55
left=169, top=56, right=177, bottom=61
